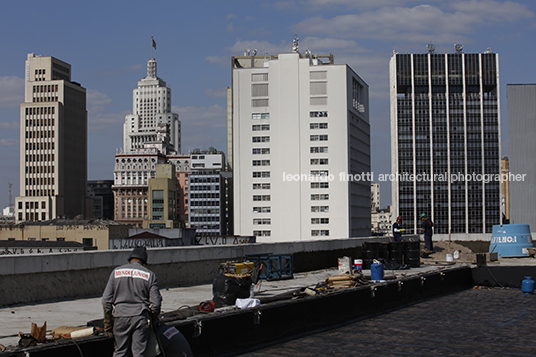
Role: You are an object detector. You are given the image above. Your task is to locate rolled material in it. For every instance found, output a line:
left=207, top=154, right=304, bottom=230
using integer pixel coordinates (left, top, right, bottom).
left=70, top=327, right=94, bottom=339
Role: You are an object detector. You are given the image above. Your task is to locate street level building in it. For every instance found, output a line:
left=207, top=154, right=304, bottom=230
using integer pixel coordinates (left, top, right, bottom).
left=229, top=45, right=371, bottom=242
left=87, top=180, right=114, bottom=220
left=112, top=149, right=167, bottom=228
left=0, top=219, right=129, bottom=250
left=16, top=53, right=88, bottom=222
left=143, top=164, right=179, bottom=228
left=189, top=151, right=228, bottom=235
left=167, top=154, right=191, bottom=227
left=390, top=45, right=501, bottom=236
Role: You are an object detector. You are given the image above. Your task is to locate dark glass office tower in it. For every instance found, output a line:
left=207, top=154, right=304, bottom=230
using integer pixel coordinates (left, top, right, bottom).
left=390, top=46, right=500, bottom=235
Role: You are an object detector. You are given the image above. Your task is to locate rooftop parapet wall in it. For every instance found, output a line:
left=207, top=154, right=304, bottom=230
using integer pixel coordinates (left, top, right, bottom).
left=0, top=236, right=395, bottom=307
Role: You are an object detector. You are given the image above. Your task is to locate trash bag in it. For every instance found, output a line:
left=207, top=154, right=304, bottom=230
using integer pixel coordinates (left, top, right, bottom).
left=212, top=273, right=252, bottom=307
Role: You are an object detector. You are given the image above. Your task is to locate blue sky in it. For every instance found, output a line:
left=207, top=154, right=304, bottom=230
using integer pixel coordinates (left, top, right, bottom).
left=0, top=0, right=535, bottom=210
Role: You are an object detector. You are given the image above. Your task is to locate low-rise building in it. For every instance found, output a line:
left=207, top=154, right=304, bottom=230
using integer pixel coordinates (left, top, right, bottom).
left=0, top=219, right=129, bottom=250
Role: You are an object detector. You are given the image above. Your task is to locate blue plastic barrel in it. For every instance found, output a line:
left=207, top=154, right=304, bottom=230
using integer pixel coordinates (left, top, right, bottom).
left=371, top=262, right=384, bottom=281
left=489, top=224, right=533, bottom=258
left=522, top=276, right=535, bottom=295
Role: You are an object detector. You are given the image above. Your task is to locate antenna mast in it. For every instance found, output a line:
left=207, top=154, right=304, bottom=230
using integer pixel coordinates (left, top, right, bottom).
left=8, top=182, right=13, bottom=207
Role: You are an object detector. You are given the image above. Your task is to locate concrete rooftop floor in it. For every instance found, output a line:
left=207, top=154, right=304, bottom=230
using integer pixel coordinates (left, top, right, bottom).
left=1, top=240, right=535, bottom=354
left=238, top=287, right=536, bottom=357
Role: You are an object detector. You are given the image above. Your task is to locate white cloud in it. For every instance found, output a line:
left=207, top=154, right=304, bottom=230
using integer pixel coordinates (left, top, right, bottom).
left=0, top=138, right=18, bottom=146
left=273, top=0, right=434, bottom=10
left=300, top=37, right=371, bottom=54
left=227, top=40, right=290, bottom=57
left=88, top=111, right=128, bottom=132
left=87, top=89, right=112, bottom=109
left=293, top=2, right=534, bottom=43
left=450, top=0, right=534, bottom=22
left=0, top=76, right=24, bottom=109
left=0, top=121, right=19, bottom=130
left=205, top=88, right=228, bottom=98
left=206, top=55, right=227, bottom=65
left=174, top=104, right=227, bottom=154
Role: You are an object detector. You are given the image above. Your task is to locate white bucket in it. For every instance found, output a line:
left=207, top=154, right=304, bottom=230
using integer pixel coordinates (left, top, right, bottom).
left=446, top=253, right=454, bottom=262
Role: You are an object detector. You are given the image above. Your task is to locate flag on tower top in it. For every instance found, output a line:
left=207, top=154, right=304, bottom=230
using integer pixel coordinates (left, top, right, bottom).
left=152, top=37, right=156, bottom=50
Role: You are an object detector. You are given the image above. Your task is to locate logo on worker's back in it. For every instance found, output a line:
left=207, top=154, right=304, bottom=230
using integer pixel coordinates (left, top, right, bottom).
left=114, top=268, right=150, bottom=281
left=163, top=326, right=180, bottom=340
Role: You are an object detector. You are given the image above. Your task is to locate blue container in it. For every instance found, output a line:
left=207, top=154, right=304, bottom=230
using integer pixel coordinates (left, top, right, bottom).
left=522, top=276, right=535, bottom=295
left=371, top=262, right=384, bottom=281
left=489, top=224, right=533, bottom=258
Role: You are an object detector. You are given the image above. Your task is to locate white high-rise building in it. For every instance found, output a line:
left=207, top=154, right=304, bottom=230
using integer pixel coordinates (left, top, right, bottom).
left=123, top=57, right=180, bottom=153
left=16, top=53, right=87, bottom=222
left=229, top=50, right=371, bottom=242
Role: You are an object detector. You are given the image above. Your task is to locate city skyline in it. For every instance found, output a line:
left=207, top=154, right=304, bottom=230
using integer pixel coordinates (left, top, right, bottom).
left=1, top=0, right=535, bottom=211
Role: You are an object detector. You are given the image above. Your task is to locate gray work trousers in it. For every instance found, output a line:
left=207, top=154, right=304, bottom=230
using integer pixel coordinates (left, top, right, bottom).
left=113, top=313, right=150, bottom=357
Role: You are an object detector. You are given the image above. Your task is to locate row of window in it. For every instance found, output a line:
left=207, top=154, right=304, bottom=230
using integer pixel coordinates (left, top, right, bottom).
left=251, top=112, right=328, bottom=119
left=311, top=230, right=330, bottom=236
left=25, top=142, right=55, bottom=151
left=33, top=96, right=58, bottom=103
left=25, top=177, right=54, bottom=186
left=252, top=206, right=330, bottom=213
left=25, top=107, right=55, bottom=116
left=24, top=130, right=55, bottom=139
left=253, top=160, right=270, bottom=166
left=25, top=154, right=54, bottom=162
left=253, top=194, right=330, bottom=201
left=25, top=165, right=54, bottom=174
left=33, top=84, right=58, bottom=93
left=19, top=201, right=46, bottom=209
left=25, top=189, right=54, bottom=197
left=252, top=124, right=270, bottom=131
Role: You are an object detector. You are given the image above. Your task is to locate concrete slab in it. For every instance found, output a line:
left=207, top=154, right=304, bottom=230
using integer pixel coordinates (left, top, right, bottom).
left=0, top=265, right=454, bottom=350
left=2, top=242, right=536, bottom=354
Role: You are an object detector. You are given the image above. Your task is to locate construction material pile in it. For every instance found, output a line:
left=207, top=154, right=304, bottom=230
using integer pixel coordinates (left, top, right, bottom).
left=323, top=273, right=368, bottom=290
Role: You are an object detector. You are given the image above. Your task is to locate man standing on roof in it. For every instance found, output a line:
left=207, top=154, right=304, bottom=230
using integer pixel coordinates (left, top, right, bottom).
left=102, top=247, right=162, bottom=357
left=392, top=216, right=406, bottom=242
left=420, top=213, right=434, bottom=253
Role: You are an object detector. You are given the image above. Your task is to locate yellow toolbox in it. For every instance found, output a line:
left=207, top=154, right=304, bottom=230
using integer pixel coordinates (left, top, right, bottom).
left=219, top=261, right=255, bottom=275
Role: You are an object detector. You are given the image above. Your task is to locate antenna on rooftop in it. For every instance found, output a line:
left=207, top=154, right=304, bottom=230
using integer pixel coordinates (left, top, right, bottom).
left=454, top=44, right=464, bottom=53
left=426, top=44, right=435, bottom=54
left=292, top=34, right=299, bottom=53
left=8, top=182, right=13, bottom=207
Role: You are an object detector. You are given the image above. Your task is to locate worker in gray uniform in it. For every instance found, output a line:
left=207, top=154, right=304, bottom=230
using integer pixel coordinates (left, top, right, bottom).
left=102, top=247, right=162, bottom=357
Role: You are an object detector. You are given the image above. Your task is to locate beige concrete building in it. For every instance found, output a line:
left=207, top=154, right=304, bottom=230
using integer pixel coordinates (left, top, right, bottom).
left=0, top=219, right=129, bottom=250
left=142, top=164, right=180, bottom=228
left=16, top=53, right=88, bottom=223
left=167, top=155, right=191, bottom=227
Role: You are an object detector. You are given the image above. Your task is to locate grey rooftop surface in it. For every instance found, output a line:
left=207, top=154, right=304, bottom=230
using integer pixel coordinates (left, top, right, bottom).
left=1, top=241, right=536, bottom=355
left=0, top=264, right=454, bottom=350
left=239, top=287, right=536, bottom=357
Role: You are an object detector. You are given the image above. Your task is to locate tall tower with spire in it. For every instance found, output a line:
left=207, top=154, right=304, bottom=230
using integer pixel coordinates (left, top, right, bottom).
left=123, top=50, right=180, bottom=153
